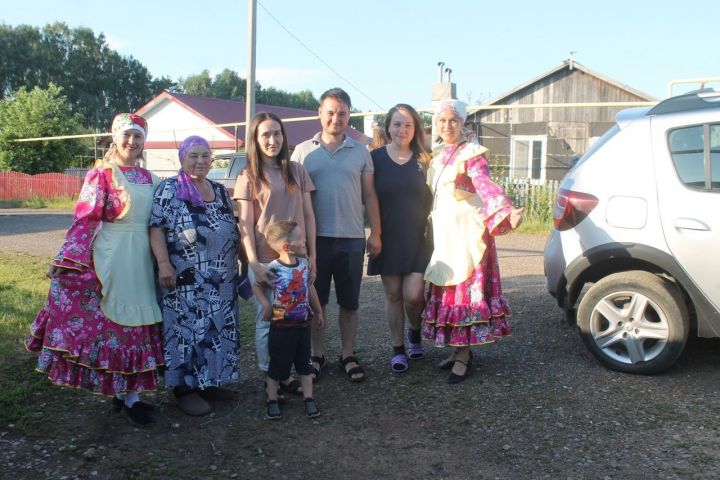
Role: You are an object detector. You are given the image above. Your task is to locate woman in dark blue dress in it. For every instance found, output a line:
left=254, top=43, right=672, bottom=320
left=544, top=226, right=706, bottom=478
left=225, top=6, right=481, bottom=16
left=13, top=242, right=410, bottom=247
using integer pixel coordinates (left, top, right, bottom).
left=367, top=104, right=432, bottom=374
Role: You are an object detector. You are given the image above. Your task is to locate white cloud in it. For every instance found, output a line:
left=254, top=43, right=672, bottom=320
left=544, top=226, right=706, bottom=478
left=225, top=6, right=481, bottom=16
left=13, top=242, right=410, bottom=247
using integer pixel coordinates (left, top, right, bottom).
left=105, top=34, right=130, bottom=51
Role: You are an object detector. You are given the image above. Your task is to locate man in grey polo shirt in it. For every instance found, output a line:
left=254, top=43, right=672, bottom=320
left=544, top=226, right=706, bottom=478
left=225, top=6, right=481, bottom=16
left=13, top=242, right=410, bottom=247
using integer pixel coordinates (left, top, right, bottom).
left=291, top=87, right=381, bottom=383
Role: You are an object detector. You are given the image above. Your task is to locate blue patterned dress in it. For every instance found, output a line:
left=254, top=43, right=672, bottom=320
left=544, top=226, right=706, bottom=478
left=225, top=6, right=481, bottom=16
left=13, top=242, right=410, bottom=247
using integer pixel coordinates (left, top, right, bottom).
left=149, top=178, right=241, bottom=389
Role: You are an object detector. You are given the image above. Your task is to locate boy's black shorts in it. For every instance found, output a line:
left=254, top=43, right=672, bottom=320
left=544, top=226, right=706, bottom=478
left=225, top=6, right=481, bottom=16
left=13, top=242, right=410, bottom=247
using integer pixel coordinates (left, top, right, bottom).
left=267, top=324, right=312, bottom=380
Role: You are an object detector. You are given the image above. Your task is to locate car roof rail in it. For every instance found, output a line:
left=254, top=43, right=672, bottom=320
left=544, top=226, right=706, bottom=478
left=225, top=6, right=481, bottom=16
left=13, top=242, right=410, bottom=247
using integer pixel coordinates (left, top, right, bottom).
left=648, top=88, right=720, bottom=116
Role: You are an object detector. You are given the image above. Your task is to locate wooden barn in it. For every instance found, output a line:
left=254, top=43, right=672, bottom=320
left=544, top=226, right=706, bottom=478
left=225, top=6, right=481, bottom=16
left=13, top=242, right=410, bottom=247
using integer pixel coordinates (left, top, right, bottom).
left=466, top=60, right=657, bottom=181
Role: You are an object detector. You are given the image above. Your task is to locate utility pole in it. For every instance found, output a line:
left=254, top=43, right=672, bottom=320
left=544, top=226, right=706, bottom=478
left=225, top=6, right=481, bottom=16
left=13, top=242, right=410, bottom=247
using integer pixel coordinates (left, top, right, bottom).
left=244, top=0, right=257, bottom=150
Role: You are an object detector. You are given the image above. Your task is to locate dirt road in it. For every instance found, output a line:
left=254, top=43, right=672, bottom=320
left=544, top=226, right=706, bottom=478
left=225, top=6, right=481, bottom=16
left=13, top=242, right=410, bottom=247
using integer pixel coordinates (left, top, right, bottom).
left=2, top=208, right=719, bottom=480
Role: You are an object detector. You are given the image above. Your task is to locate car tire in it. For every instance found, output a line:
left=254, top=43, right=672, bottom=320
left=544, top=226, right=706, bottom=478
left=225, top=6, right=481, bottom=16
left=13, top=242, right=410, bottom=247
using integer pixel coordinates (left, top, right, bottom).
left=577, top=270, right=689, bottom=374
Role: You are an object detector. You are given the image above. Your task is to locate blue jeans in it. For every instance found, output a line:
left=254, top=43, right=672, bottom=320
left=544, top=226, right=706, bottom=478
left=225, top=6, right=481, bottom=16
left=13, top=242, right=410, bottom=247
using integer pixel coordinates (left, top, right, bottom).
left=248, top=265, right=273, bottom=372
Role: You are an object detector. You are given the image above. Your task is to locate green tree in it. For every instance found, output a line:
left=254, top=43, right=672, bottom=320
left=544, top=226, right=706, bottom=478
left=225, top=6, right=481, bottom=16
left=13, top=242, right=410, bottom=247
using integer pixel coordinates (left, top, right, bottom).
left=212, top=69, right=246, bottom=100
left=153, top=75, right=179, bottom=94
left=178, top=68, right=321, bottom=111
left=0, top=84, right=88, bottom=174
left=0, top=24, right=43, bottom=99
left=0, top=22, right=169, bottom=129
left=181, top=70, right=213, bottom=97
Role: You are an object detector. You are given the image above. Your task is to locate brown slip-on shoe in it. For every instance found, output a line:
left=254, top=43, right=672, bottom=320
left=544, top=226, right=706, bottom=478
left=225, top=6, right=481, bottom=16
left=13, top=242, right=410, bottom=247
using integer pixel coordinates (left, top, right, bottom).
left=175, top=391, right=212, bottom=416
left=198, top=386, right=236, bottom=401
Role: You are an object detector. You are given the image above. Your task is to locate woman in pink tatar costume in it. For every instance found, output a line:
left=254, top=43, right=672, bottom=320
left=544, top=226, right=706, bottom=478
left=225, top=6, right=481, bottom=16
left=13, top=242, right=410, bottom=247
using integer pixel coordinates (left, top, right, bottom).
left=26, top=113, right=164, bottom=427
left=423, top=100, right=524, bottom=384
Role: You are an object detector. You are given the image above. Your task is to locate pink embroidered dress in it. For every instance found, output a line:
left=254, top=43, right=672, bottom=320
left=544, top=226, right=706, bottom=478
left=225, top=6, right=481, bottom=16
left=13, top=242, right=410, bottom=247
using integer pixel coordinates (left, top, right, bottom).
left=422, top=139, right=515, bottom=347
left=26, top=162, right=164, bottom=396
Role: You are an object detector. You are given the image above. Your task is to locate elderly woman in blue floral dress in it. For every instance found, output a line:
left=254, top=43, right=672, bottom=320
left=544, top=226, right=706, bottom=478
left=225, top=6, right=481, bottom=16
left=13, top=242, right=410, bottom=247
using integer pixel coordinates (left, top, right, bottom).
left=149, top=136, right=241, bottom=416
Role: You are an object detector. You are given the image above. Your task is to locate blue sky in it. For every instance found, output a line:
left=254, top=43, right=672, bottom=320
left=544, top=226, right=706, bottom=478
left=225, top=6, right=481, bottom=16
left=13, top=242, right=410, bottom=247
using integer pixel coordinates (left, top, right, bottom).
left=2, top=0, right=718, bottom=112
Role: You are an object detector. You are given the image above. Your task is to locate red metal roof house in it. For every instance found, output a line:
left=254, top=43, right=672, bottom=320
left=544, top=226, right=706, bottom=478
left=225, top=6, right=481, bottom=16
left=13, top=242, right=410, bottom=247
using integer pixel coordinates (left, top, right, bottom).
left=135, top=92, right=323, bottom=176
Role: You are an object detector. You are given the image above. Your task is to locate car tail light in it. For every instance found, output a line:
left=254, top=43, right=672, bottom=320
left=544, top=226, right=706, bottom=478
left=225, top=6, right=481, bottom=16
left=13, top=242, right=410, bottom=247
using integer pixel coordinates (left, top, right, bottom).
left=553, top=188, right=599, bottom=231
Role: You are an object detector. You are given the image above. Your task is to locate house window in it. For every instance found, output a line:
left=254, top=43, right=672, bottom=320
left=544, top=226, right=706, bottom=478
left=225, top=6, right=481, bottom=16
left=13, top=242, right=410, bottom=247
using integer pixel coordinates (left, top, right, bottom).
left=510, top=136, right=546, bottom=180
left=668, top=123, right=720, bottom=190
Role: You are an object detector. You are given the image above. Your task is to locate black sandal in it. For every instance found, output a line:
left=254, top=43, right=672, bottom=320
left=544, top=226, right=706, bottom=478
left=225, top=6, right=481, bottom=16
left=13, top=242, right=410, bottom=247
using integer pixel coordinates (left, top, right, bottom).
left=310, top=355, right=327, bottom=383
left=339, top=355, right=366, bottom=383
left=264, top=381, right=287, bottom=404
left=279, top=378, right=302, bottom=396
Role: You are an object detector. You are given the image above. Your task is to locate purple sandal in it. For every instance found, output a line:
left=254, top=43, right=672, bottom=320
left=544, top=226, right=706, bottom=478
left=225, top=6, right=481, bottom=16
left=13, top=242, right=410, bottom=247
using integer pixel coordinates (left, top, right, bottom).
left=391, top=353, right=409, bottom=373
left=407, top=333, right=426, bottom=360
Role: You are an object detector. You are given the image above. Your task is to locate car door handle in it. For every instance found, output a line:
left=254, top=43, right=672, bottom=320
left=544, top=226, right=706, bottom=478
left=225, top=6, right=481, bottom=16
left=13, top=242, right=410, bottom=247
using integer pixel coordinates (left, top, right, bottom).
left=674, top=218, right=710, bottom=231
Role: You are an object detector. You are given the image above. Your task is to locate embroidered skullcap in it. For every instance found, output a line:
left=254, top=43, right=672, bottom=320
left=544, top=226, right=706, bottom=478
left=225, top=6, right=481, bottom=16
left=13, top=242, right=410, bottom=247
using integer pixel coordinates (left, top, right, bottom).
left=435, top=99, right=467, bottom=122
left=111, top=113, right=148, bottom=144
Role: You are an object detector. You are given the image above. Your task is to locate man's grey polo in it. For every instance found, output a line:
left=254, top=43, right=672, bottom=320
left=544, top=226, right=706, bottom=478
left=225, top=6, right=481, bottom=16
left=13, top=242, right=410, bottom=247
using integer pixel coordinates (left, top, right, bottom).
left=291, top=133, right=373, bottom=239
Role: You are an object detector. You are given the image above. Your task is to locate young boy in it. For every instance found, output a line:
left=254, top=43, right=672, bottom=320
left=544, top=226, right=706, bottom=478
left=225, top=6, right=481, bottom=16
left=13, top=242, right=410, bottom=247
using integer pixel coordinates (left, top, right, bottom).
left=253, top=220, right=325, bottom=419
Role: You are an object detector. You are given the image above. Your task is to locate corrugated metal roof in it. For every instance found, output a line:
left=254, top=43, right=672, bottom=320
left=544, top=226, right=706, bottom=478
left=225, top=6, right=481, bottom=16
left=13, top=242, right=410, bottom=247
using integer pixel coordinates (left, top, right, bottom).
left=483, top=60, right=657, bottom=106
left=136, top=92, right=366, bottom=146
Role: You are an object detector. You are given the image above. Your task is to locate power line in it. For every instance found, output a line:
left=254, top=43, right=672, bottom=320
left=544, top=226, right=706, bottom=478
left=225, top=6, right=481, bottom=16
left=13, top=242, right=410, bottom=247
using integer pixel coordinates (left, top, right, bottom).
left=256, top=1, right=384, bottom=111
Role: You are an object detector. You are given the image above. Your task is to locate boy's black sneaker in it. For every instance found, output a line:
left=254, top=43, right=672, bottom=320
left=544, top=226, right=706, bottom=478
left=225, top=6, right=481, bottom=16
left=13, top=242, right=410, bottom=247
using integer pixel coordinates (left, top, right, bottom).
left=265, top=400, right=282, bottom=420
left=304, top=397, right=320, bottom=418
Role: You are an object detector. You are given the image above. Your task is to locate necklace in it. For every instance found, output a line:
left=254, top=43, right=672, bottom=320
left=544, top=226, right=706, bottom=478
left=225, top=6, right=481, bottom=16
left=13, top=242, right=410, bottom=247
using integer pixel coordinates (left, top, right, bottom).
left=387, top=144, right=412, bottom=164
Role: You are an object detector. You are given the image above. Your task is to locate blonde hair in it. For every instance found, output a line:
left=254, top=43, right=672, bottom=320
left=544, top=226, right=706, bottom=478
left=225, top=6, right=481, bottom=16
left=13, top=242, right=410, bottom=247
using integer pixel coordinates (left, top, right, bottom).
left=266, top=220, right=299, bottom=247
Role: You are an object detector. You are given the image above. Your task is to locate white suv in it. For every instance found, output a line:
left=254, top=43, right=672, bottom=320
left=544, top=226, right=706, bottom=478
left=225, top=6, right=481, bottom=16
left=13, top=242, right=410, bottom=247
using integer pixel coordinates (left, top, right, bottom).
left=544, top=89, right=720, bottom=374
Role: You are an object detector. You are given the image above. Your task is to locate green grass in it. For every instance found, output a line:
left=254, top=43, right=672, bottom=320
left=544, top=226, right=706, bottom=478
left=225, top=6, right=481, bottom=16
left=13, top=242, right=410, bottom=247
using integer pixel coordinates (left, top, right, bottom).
left=517, top=218, right=552, bottom=235
left=0, top=252, right=49, bottom=362
left=0, top=252, right=54, bottom=427
left=0, top=196, right=76, bottom=209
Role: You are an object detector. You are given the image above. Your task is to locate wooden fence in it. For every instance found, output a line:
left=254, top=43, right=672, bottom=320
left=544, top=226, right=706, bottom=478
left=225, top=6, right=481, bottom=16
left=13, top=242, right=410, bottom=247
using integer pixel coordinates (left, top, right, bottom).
left=500, top=177, right=559, bottom=223
left=0, top=172, right=82, bottom=200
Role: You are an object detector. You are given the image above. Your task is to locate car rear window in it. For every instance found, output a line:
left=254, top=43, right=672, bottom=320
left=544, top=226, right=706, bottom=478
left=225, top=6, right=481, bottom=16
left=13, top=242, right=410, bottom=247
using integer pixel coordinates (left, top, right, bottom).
left=668, top=124, right=720, bottom=190
left=572, top=125, right=620, bottom=170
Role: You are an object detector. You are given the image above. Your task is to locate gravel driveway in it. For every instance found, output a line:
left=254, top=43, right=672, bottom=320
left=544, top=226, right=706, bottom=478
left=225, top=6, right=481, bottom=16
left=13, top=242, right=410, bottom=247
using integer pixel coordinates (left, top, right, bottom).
left=2, top=208, right=720, bottom=480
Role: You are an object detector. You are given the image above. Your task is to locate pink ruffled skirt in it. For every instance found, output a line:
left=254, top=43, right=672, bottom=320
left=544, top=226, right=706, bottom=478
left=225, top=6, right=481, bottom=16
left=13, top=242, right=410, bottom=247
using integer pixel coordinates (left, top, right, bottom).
left=26, top=269, right=163, bottom=397
left=422, top=237, right=511, bottom=347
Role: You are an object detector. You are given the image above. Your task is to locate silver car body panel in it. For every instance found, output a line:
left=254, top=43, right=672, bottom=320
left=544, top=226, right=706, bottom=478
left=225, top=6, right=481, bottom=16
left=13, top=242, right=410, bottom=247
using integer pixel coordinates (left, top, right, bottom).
left=652, top=109, right=720, bottom=313
left=545, top=94, right=720, bottom=337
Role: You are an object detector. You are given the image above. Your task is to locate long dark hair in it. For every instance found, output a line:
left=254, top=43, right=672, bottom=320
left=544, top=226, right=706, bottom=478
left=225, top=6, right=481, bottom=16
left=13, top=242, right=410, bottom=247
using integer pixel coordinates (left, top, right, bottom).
left=246, top=111, right=297, bottom=192
left=385, top=103, right=431, bottom=171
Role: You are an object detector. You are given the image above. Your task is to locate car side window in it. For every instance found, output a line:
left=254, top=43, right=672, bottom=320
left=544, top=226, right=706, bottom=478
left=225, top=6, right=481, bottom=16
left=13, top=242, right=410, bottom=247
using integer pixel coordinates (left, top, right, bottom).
left=228, top=154, right=248, bottom=178
left=669, top=124, right=720, bottom=191
left=711, top=124, right=720, bottom=189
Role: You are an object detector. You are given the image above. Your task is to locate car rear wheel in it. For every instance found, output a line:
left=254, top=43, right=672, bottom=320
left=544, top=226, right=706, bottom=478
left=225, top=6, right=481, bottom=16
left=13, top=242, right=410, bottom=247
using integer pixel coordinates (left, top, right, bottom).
left=577, top=271, right=689, bottom=374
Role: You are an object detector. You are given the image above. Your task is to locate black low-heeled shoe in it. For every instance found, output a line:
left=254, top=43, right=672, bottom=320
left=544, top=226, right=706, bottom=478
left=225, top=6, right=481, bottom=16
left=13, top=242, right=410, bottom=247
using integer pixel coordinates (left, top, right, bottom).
left=438, top=348, right=462, bottom=370
left=447, top=358, right=472, bottom=384
left=438, top=357, right=455, bottom=370
left=111, top=397, right=155, bottom=413
left=121, top=403, right=154, bottom=427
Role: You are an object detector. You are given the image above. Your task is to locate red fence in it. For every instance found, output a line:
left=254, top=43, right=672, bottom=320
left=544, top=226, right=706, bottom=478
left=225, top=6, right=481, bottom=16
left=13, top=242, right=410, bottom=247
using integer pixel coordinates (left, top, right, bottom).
left=0, top=172, right=83, bottom=200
